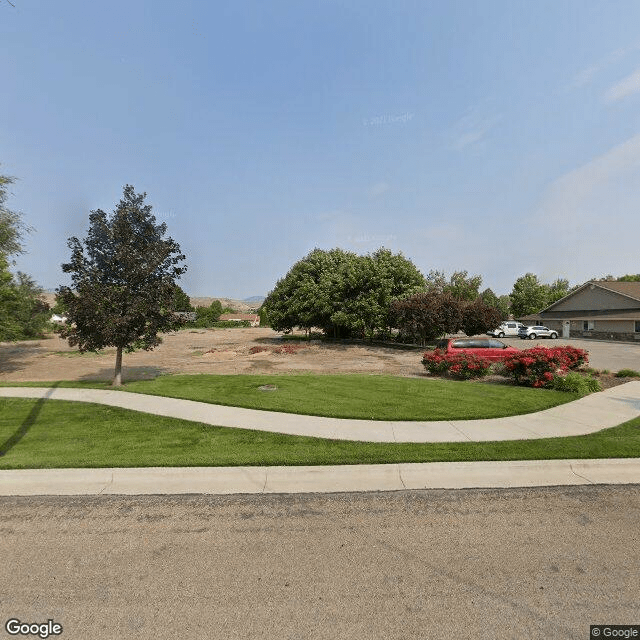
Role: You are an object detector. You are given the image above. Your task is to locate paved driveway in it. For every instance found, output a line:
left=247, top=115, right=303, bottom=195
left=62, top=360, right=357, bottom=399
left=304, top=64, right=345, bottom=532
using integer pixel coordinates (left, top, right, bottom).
left=499, top=336, right=640, bottom=371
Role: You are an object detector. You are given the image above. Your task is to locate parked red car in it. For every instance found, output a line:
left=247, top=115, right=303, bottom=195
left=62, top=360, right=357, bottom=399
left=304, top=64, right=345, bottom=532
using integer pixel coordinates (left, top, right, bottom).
left=436, top=338, right=520, bottom=362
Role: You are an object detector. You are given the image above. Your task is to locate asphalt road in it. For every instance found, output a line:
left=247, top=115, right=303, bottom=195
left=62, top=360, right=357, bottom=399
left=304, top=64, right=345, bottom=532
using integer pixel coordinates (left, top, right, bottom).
left=2, top=486, right=638, bottom=640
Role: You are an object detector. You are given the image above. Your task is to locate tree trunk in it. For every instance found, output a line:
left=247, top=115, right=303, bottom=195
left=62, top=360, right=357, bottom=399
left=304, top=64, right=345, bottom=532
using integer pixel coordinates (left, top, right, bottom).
left=112, top=346, right=123, bottom=386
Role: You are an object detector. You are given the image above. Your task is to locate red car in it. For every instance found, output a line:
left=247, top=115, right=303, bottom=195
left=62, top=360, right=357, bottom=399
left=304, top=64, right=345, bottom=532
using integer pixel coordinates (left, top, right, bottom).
left=436, top=338, right=520, bottom=362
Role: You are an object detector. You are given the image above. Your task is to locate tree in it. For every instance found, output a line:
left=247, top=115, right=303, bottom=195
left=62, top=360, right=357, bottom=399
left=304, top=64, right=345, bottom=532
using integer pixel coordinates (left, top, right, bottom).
left=171, top=284, right=193, bottom=312
left=0, top=169, right=49, bottom=341
left=480, top=288, right=510, bottom=319
left=0, top=257, right=50, bottom=340
left=0, top=172, right=31, bottom=259
left=424, top=269, right=482, bottom=301
left=460, top=298, right=503, bottom=337
left=263, top=247, right=425, bottom=339
left=509, top=273, right=551, bottom=317
left=57, top=185, right=187, bottom=385
left=193, top=300, right=223, bottom=327
left=390, top=291, right=463, bottom=345
left=616, top=274, right=640, bottom=282
left=445, top=270, right=483, bottom=301
left=548, top=278, right=571, bottom=304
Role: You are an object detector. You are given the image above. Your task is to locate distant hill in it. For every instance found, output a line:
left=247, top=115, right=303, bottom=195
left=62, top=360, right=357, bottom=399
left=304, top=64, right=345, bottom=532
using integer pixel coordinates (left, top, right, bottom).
left=189, top=297, right=261, bottom=312
left=38, top=292, right=263, bottom=313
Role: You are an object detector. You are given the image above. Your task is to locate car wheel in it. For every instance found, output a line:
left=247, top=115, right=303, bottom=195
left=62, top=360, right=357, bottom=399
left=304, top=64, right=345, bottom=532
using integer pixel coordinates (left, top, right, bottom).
left=529, top=334, right=536, bottom=340
left=550, top=333, right=557, bottom=339
left=498, top=332, right=504, bottom=338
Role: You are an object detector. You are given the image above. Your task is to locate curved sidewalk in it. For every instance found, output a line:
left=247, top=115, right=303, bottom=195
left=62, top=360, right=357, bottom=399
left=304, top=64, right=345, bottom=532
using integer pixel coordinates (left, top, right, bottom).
left=1, top=382, right=640, bottom=442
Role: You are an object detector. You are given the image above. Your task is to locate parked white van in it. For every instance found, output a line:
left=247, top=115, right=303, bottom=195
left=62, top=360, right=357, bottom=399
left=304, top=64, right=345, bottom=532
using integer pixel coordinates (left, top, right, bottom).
left=487, top=321, right=524, bottom=338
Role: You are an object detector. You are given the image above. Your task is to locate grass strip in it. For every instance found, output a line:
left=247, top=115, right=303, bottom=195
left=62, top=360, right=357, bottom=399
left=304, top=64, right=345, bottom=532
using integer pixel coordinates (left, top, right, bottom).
left=0, top=398, right=638, bottom=469
left=0, top=374, right=576, bottom=421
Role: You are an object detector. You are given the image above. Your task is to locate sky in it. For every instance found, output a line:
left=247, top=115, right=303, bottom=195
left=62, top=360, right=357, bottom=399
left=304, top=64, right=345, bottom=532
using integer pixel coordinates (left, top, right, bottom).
left=2, top=0, right=640, bottom=299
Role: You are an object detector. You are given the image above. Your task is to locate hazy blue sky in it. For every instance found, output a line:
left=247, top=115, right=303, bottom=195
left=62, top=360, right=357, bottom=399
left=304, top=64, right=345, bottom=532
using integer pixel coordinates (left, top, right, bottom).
left=2, top=1, right=640, bottom=298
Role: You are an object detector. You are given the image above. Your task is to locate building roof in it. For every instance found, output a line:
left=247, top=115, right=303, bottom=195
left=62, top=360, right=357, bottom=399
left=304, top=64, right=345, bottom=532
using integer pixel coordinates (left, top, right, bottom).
left=593, top=280, right=640, bottom=301
left=539, top=280, right=640, bottom=314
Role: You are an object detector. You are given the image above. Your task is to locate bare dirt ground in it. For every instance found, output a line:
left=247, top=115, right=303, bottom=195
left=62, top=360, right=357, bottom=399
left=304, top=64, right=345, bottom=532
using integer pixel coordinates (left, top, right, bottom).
left=0, top=328, right=428, bottom=382
left=1, top=328, right=634, bottom=388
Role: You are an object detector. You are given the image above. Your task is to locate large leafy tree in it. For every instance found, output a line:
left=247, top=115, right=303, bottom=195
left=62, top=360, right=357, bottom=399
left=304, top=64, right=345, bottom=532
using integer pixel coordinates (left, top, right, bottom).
left=445, top=270, right=483, bottom=301
left=264, top=247, right=425, bottom=338
left=425, top=269, right=482, bottom=301
left=510, top=274, right=575, bottom=316
left=0, top=170, right=49, bottom=341
left=57, top=185, right=187, bottom=385
left=0, top=172, right=31, bottom=259
left=509, top=273, right=551, bottom=317
left=548, top=278, right=571, bottom=305
left=480, top=287, right=510, bottom=319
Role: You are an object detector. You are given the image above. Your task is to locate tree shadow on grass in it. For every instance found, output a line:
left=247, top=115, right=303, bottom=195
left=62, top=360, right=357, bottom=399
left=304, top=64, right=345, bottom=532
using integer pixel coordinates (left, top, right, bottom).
left=0, top=382, right=60, bottom=457
left=75, top=365, right=170, bottom=384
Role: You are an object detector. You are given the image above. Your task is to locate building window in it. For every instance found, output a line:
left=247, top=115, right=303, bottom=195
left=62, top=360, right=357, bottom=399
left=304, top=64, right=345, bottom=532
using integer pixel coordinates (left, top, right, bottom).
left=635, top=321, right=640, bottom=333
left=583, top=320, right=595, bottom=331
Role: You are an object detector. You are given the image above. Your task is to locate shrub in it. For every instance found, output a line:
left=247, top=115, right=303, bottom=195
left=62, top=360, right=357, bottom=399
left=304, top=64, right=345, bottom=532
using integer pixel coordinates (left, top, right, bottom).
left=501, top=346, right=588, bottom=388
left=555, top=345, right=589, bottom=369
left=550, top=372, right=601, bottom=394
left=248, top=346, right=269, bottom=354
left=615, top=369, right=640, bottom=378
left=421, top=349, right=451, bottom=375
left=422, top=350, right=491, bottom=379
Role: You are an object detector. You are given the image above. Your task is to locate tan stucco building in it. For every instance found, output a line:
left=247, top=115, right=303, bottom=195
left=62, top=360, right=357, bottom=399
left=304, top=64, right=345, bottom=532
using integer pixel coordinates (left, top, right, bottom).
left=519, top=281, right=640, bottom=342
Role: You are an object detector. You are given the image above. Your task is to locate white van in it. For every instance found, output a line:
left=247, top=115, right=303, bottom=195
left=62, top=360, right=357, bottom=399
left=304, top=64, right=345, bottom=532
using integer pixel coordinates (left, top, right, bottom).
left=487, top=321, right=524, bottom=338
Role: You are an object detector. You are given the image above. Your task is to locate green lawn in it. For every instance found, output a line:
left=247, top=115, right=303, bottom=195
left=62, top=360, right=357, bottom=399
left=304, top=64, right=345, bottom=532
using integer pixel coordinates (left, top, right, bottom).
left=0, top=373, right=576, bottom=421
left=0, top=397, right=639, bottom=469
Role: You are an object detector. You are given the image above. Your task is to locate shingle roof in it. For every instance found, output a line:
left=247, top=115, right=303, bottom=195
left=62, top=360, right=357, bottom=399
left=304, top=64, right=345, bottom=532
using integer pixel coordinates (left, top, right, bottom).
left=593, top=280, right=640, bottom=302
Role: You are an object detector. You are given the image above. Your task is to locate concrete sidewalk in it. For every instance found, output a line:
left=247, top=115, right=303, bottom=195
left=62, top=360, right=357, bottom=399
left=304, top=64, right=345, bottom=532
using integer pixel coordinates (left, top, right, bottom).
left=1, top=459, right=639, bottom=496
left=1, top=381, right=640, bottom=442
left=2, top=384, right=640, bottom=495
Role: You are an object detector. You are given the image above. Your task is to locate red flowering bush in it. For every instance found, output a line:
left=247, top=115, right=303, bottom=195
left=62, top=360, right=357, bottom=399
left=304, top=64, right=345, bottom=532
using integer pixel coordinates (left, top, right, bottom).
left=422, top=350, right=491, bottom=380
left=502, top=346, right=589, bottom=388
left=421, top=349, right=451, bottom=375
left=555, top=345, right=589, bottom=369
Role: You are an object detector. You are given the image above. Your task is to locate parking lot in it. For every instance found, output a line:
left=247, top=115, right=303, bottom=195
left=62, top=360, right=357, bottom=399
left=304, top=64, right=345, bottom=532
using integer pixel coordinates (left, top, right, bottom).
left=496, top=336, right=640, bottom=371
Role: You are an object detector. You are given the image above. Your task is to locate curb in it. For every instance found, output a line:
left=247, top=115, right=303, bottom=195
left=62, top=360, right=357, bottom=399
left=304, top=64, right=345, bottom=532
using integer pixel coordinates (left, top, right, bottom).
left=1, top=459, right=639, bottom=496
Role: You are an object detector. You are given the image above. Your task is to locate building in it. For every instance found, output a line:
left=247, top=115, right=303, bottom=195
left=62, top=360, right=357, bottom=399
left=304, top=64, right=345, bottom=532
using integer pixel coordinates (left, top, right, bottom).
left=519, top=281, right=640, bottom=341
left=218, top=313, right=261, bottom=327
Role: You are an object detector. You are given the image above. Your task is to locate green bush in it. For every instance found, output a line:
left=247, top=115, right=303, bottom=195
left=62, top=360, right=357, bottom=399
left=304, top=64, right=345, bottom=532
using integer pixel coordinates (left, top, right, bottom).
left=550, top=372, right=601, bottom=394
left=213, top=320, right=251, bottom=328
left=615, top=369, right=640, bottom=378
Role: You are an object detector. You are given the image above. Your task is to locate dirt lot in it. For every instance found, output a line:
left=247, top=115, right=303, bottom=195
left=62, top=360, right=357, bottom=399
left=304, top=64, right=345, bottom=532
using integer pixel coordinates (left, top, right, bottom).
left=1, top=328, right=637, bottom=386
left=0, top=328, right=428, bottom=382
